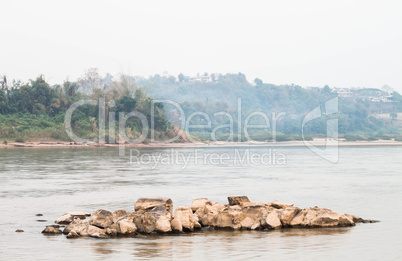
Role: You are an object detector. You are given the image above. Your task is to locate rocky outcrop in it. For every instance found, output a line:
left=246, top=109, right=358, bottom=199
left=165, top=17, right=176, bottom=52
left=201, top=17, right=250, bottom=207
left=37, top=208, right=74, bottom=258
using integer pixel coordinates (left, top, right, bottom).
left=43, top=195, right=374, bottom=239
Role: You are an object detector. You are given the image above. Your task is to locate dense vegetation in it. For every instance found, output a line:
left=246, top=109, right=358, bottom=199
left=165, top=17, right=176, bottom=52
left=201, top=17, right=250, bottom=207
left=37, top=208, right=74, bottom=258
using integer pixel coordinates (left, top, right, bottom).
left=1, top=70, right=401, bottom=142
left=139, top=73, right=402, bottom=141
left=0, top=70, right=172, bottom=142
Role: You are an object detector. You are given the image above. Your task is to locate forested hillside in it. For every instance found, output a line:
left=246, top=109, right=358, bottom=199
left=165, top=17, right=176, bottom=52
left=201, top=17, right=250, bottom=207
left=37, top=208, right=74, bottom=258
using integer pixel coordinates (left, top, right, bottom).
left=1, top=70, right=401, bottom=142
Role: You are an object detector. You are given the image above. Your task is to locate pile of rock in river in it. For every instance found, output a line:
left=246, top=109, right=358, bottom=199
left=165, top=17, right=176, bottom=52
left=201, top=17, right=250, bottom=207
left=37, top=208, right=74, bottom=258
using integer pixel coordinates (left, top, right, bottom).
left=41, top=196, right=375, bottom=239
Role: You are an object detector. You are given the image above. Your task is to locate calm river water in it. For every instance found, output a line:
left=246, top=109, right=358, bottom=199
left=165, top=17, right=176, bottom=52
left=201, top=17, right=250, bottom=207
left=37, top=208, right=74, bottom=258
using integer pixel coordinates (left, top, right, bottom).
left=0, top=145, right=401, bottom=260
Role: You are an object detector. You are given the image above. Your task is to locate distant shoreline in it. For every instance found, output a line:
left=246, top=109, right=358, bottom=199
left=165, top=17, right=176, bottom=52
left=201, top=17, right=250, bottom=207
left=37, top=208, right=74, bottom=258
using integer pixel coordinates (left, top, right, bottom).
left=1, top=138, right=402, bottom=149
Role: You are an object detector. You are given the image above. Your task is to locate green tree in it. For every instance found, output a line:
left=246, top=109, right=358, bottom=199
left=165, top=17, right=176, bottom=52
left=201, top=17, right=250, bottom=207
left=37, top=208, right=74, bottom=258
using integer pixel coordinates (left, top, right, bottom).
left=254, top=78, right=263, bottom=86
left=178, top=73, right=185, bottom=83
left=0, top=90, right=8, bottom=113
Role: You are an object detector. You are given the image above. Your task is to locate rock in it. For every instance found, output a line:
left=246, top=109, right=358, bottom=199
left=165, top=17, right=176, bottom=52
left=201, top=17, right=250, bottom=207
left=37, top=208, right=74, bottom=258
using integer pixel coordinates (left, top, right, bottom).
left=290, top=207, right=355, bottom=227
left=118, top=220, right=137, bottom=235
left=345, top=214, right=364, bottom=223
left=278, top=207, right=301, bottom=227
left=173, top=206, right=200, bottom=231
left=66, top=230, right=80, bottom=239
left=268, top=201, right=294, bottom=209
left=241, top=205, right=281, bottom=230
left=241, top=205, right=269, bottom=221
left=228, top=196, right=250, bottom=206
left=105, top=223, right=120, bottom=236
left=134, top=206, right=172, bottom=234
left=87, top=225, right=108, bottom=238
left=194, top=202, right=225, bottom=227
left=55, top=214, right=74, bottom=224
left=15, top=229, right=24, bottom=232
left=212, top=206, right=245, bottom=230
left=194, top=221, right=202, bottom=229
left=113, top=210, right=129, bottom=222
left=134, top=197, right=174, bottom=216
left=191, top=198, right=212, bottom=212
left=42, top=225, right=62, bottom=234
left=89, top=209, right=114, bottom=229
left=264, top=211, right=282, bottom=229
left=171, top=218, right=183, bottom=232
left=240, top=217, right=255, bottom=229
left=55, top=211, right=91, bottom=225
left=36, top=214, right=43, bottom=216
left=63, top=218, right=90, bottom=235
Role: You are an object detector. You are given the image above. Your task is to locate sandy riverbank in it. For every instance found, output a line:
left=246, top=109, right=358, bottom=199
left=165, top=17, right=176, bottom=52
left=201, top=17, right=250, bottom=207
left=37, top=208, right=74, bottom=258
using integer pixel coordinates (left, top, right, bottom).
left=1, top=138, right=401, bottom=149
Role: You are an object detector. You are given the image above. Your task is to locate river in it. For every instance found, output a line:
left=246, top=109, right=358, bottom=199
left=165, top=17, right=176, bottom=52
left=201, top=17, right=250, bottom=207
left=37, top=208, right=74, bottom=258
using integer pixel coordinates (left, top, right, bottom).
left=0, top=145, right=401, bottom=260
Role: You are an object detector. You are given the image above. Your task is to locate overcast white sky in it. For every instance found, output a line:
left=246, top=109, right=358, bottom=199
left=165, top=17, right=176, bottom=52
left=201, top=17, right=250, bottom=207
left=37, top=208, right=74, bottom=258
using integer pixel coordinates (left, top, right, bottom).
left=1, top=0, right=401, bottom=91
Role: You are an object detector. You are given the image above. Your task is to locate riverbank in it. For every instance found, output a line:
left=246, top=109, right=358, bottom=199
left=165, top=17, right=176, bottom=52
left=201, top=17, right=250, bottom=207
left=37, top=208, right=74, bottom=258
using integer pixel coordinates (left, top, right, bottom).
left=1, top=138, right=402, bottom=149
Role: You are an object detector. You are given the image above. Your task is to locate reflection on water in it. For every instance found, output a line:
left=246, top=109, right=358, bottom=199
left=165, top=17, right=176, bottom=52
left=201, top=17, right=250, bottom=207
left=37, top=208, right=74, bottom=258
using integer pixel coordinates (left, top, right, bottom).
left=0, top=146, right=401, bottom=260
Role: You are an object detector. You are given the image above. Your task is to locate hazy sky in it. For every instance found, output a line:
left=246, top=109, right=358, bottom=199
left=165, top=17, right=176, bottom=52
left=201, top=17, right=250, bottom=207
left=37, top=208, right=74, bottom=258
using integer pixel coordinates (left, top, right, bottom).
left=1, top=0, right=401, bottom=91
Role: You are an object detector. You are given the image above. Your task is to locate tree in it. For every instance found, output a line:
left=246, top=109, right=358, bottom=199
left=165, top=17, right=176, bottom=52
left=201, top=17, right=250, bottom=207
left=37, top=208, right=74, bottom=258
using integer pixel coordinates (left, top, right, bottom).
left=322, top=85, right=331, bottom=94
left=178, top=73, right=185, bottom=83
left=254, top=78, right=263, bottom=86
left=116, top=95, right=137, bottom=113
left=0, top=90, right=8, bottom=113
left=77, top=68, right=103, bottom=95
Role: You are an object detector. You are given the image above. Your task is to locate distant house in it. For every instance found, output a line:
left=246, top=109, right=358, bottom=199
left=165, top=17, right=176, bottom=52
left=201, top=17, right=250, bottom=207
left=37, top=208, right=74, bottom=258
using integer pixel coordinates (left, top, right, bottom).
left=368, top=96, right=395, bottom=103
